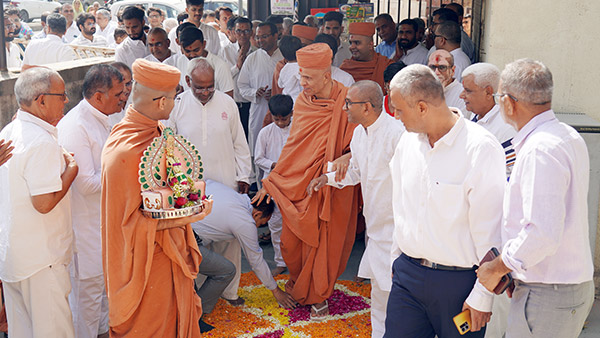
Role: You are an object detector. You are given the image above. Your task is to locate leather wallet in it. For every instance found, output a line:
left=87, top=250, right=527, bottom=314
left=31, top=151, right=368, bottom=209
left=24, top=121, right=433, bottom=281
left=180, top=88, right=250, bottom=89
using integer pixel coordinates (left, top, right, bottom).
left=480, top=247, right=514, bottom=295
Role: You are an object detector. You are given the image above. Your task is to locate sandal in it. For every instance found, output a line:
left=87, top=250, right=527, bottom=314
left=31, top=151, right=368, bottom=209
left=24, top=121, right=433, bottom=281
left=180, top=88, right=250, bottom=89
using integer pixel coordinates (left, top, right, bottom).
left=310, top=300, right=329, bottom=321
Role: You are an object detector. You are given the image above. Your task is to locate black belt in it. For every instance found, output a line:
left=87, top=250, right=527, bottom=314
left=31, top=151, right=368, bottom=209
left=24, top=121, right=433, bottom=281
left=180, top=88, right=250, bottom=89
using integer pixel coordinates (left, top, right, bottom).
left=405, top=254, right=476, bottom=271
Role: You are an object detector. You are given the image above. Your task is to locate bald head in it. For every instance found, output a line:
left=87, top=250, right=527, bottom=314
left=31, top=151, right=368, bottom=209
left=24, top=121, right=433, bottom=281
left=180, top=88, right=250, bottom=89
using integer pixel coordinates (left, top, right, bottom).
left=429, top=49, right=454, bottom=67
left=148, top=26, right=168, bottom=40
left=428, top=49, right=455, bottom=87
left=349, top=80, right=383, bottom=113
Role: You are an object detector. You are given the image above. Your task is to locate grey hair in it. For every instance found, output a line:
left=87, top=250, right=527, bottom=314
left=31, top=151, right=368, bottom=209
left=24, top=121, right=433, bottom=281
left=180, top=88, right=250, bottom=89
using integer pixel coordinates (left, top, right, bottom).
left=15, top=67, right=60, bottom=107
left=350, top=80, right=384, bottom=112
left=96, top=9, right=111, bottom=19
left=187, top=57, right=215, bottom=77
left=390, top=64, right=445, bottom=106
left=461, top=63, right=500, bottom=92
left=283, top=17, right=293, bottom=29
left=500, top=58, right=553, bottom=105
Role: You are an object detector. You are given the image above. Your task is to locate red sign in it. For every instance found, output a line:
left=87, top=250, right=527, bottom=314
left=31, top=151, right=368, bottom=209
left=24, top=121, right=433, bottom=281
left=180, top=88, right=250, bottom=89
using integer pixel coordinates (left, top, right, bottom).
left=310, top=8, right=339, bottom=18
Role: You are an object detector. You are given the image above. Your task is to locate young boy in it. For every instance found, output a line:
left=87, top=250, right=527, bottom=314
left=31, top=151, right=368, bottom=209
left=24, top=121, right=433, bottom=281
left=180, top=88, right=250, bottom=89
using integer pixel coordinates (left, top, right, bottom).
left=254, top=94, right=293, bottom=276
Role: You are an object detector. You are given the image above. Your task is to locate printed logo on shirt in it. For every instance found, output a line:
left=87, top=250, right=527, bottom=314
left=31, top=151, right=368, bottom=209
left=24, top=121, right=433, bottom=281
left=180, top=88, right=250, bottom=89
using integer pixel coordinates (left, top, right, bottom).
left=221, top=112, right=228, bottom=120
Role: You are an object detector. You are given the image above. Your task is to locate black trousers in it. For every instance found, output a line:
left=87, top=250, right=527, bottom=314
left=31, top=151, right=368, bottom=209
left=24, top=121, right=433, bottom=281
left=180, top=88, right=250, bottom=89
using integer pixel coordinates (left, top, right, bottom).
left=236, top=101, right=251, bottom=142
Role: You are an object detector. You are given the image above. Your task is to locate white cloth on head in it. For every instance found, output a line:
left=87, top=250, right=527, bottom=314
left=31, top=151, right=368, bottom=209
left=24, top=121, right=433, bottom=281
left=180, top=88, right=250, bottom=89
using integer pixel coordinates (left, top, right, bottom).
left=57, top=99, right=110, bottom=280
left=6, top=42, right=22, bottom=69
left=325, top=112, right=404, bottom=292
left=473, top=104, right=517, bottom=177
left=333, top=40, right=352, bottom=67
left=278, top=62, right=355, bottom=103
left=168, top=22, right=221, bottom=56
left=166, top=90, right=252, bottom=189
left=64, top=21, right=80, bottom=43
left=175, top=52, right=234, bottom=93
left=444, top=79, right=469, bottom=119
left=237, top=48, right=284, bottom=154
left=96, top=20, right=117, bottom=45
left=397, top=43, right=428, bottom=65
left=390, top=114, right=505, bottom=312
left=114, top=36, right=150, bottom=68
left=0, top=110, right=73, bottom=283
left=221, top=43, right=258, bottom=102
left=23, top=34, right=75, bottom=66
left=191, top=179, right=278, bottom=290
left=501, top=110, right=594, bottom=284
left=3, top=264, right=74, bottom=338
left=70, top=34, right=108, bottom=47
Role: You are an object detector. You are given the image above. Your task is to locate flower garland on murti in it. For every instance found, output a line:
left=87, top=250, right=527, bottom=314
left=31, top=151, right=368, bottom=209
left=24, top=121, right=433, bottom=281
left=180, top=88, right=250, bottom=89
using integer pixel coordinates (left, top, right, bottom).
left=165, top=135, right=201, bottom=208
left=202, top=272, right=372, bottom=337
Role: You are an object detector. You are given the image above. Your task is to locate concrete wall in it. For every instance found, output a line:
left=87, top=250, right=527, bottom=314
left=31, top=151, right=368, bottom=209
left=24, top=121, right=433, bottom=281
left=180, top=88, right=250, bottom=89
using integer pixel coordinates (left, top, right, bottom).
left=481, top=0, right=600, bottom=290
left=0, top=57, right=113, bottom=129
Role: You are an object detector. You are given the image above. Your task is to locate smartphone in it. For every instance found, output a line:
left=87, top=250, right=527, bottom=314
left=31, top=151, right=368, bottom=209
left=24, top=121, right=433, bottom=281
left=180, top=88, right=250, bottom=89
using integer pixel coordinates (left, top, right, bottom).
left=480, top=247, right=514, bottom=294
left=453, top=309, right=471, bottom=335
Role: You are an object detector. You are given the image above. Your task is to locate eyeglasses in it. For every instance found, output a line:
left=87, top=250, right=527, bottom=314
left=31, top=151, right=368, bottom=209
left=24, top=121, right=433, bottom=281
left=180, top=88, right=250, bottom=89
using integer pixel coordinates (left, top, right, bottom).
left=191, top=85, right=215, bottom=94
left=35, top=92, right=68, bottom=101
left=152, top=95, right=176, bottom=101
left=428, top=64, right=449, bottom=72
left=492, top=93, right=519, bottom=104
left=256, top=33, right=273, bottom=40
left=344, top=99, right=370, bottom=110
left=432, top=33, right=446, bottom=40
left=149, top=14, right=161, bottom=19
left=235, top=29, right=252, bottom=35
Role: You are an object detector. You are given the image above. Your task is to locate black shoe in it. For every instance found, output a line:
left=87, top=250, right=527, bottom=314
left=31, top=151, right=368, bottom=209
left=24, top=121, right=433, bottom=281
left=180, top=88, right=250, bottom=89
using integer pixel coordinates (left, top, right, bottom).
left=199, top=319, right=215, bottom=333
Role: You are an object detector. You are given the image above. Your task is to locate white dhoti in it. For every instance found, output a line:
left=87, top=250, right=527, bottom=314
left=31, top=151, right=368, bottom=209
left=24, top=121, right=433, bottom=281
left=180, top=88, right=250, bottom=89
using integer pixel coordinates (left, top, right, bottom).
left=69, top=273, right=109, bottom=338
left=370, top=278, right=390, bottom=338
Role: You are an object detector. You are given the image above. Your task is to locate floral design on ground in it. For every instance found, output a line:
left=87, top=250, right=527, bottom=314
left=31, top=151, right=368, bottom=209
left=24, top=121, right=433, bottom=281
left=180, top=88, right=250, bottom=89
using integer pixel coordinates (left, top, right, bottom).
left=202, top=272, right=372, bottom=337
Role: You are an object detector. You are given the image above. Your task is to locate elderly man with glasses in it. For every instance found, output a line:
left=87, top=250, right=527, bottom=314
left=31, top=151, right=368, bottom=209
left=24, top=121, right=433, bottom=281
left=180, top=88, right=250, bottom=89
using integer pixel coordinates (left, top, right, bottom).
left=427, top=49, right=468, bottom=119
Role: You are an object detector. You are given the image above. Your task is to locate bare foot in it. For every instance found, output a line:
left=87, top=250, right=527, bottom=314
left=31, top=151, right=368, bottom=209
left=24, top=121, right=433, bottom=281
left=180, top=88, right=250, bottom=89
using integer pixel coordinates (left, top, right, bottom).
left=310, top=300, right=329, bottom=321
left=271, top=266, right=287, bottom=276
left=353, top=276, right=368, bottom=284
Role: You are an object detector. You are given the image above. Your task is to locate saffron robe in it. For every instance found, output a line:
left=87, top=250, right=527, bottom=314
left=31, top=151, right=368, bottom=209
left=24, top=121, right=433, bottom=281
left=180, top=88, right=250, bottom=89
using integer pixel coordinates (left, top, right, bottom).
left=101, top=107, right=202, bottom=337
left=340, top=52, right=393, bottom=92
left=262, top=81, right=360, bottom=305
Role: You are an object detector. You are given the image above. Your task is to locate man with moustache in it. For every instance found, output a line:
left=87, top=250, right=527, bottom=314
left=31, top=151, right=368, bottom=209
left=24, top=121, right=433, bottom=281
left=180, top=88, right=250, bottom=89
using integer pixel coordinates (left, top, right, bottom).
left=3, top=13, right=21, bottom=69
left=70, top=13, right=108, bottom=47
left=322, top=11, right=351, bottom=67
left=115, top=6, right=150, bottom=68
left=393, top=18, right=428, bottom=65
left=428, top=49, right=468, bottom=118
left=61, top=4, right=80, bottom=43
left=144, top=27, right=177, bottom=65
left=374, top=14, right=397, bottom=59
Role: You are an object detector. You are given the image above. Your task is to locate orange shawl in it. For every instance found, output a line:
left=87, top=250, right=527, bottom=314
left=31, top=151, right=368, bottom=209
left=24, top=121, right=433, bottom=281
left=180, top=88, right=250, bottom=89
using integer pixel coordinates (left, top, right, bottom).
left=340, top=52, right=393, bottom=92
left=101, top=107, right=202, bottom=337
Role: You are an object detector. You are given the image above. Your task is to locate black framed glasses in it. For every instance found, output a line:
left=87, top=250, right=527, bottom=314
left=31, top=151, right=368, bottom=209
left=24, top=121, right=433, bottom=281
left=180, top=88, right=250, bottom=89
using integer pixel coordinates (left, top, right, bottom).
left=428, top=64, right=449, bottom=72
left=492, top=93, right=519, bottom=104
left=35, top=92, right=68, bottom=101
left=152, top=95, right=176, bottom=101
left=235, top=29, right=252, bottom=35
left=344, top=99, right=370, bottom=110
left=432, top=33, right=446, bottom=40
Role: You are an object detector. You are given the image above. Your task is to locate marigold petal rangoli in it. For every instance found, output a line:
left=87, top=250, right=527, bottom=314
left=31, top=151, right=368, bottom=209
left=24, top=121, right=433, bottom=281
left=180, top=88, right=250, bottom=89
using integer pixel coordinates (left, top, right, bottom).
left=203, top=272, right=372, bottom=337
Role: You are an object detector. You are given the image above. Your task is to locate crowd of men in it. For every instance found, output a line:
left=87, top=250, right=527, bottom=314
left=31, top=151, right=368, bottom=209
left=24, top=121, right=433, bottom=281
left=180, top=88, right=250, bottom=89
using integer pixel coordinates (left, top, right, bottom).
left=0, top=0, right=595, bottom=337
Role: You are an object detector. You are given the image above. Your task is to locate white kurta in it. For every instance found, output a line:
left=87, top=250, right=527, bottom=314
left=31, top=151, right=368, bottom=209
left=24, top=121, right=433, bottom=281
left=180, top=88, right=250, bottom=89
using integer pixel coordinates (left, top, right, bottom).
left=96, top=20, right=117, bottom=45
left=277, top=62, right=355, bottom=103
left=167, top=90, right=252, bottom=189
left=444, top=79, right=469, bottom=119
left=221, top=42, right=258, bottom=103
left=254, top=122, right=291, bottom=180
left=191, top=179, right=278, bottom=290
left=23, top=34, right=75, bottom=67
left=70, top=34, right=108, bottom=47
left=167, top=22, right=221, bottom=56
left=114, top=36, right=150, bottom=68
left=64, top=21, right=80, bottom=43
left=397, top=43, right=429, bottom=65
left=237, top=48, right=284, bottom=153
left=143, top=52, right=178, bottom=66
left=175, top=52, right=234, bottom=93
left=57, top=99, right=110, bottom=338
left=6, top=42, right=22, bottom=69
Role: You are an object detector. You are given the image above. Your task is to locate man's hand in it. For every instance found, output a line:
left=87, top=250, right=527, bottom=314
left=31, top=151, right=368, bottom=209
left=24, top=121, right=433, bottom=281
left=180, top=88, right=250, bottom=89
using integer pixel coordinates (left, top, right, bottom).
left=329, top=153, right=351, bottom=182
left=251, top=187, right=271, bottom=205
left=477, top=256, right=512, bottom=293
left=264, top=88, right=272, bottom=101
left=237, top=181, right=250, bottom=194
left=62, top=148, right=78, bottom=172
left=0, top=139, right=14, bottom=166
left=272, top=287, right=297, bottom=309
left=462, top=302, right=491, bottom=332
left=256, top=86, right=270, bottom=99
left=306, top=175, right=327, bottom=197
left=270, top=162, right=277, bottom=170
left=236, top=46, right=249, bottom=70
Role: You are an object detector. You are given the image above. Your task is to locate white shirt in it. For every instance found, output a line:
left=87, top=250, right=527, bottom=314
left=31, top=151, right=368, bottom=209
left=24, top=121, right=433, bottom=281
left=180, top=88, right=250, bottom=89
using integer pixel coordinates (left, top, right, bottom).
left=23, top=34, right=75, bottom=66
left=473, top=105, right=517, bottom=177
left=32, top=29, right=46, bottom=40
left=168, top=22, right=221, bottom=56
left=390, top=115, right=505, bottom=312
left=278, top=62, right=355, bottom=103
left=218, top=30, right=230, bottom=49
left=175, top=52, right=234, bottom=93
left=0, top=110, right=73, bottom=282
left=6, top=42, right=22, bottom=69
left=333, top=40, right=352, bottom=68
left=167, top=90, right=252, bottom=189
left=143, top=52, right=178, bottom=66
left=70, top=34, right=108, bottom=47
left=326, top=113, right=404, bottom=291
left=254, top=121, right=291, bottom=180
left=96, top=20, right=117, bottom=46
left=444, top=79, right=469, bottom=119
left=501, top=110, right=593, bottom=284
left=64, top=21, right=80, bottom=43
left=237, top=48, right=284, bottom=153
left=221, top=43, right=258, bottom=102
left=450, top=47, right=471, bottom=82
left=397, top=43, right=429, bottom=65
left=57, top=100, right=111, bottom=279
left=115, top=36, right=150, bottom=68
left=192, top=180, right=277, bottom=290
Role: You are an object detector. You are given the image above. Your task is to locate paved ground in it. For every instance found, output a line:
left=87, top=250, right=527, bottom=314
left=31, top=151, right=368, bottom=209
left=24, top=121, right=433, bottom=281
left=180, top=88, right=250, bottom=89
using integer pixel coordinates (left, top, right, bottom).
left=249, top=228, right=600, bottom=337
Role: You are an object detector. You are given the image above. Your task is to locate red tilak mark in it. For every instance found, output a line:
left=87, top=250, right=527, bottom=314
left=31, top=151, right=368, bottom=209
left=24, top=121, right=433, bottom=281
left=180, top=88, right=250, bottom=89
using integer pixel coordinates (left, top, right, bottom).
left=435, top=55, right=441, bottom=62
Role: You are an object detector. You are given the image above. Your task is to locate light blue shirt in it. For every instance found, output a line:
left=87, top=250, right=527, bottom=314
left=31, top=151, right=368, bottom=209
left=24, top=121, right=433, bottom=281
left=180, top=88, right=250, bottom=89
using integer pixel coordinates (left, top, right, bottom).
left=375, top=40, right=396, bottom=59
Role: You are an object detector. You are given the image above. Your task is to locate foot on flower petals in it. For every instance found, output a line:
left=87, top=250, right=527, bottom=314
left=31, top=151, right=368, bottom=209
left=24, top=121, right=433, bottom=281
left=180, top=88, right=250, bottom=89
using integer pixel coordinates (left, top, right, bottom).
left=310, top=300, right=329, bottom=321
left=271, top=266, right=287, bottom=276
left=223, top=296, right=245, bottom=306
